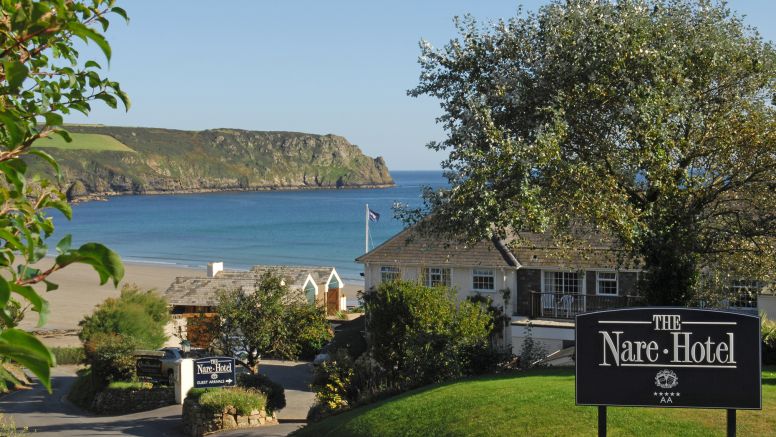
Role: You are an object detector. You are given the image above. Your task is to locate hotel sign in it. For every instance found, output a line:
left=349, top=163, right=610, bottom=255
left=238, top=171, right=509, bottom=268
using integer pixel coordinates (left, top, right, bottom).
left=194, top=357, right=236, bottom=388
left=576, top=308, right=761, bottom=409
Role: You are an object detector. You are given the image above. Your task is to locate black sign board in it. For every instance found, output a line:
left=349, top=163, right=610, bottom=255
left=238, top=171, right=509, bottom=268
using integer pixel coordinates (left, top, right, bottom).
left=194, top=356, right=236, bottom=388
left=136, top=356, right=163, bottom=379
left=576, top=308, right=761, bottom=409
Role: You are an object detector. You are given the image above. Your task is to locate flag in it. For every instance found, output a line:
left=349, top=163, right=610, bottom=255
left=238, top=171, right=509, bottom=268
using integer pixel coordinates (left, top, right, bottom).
left=368, top=208, right=380, bottom=222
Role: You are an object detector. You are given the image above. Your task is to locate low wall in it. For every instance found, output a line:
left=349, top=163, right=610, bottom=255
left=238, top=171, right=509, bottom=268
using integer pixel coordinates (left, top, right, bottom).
left=182, top=397, right=278, bottom=436
left=92, top=386, right=176, bottom=415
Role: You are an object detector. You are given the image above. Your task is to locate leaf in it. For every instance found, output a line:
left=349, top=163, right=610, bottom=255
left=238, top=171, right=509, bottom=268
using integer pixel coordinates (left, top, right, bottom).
left=28, top=149, right=61, bottom=176
left=84, top=60, right=101, bottom=69
left=111, top=6, right=129, bottom=23
left=56, top=235, right=72, bottom=254
left=67, top=22, right=111, bottom=62
left=3, top=61, right=29, bottom=91
left=55, top=243, right=124, bottom=287
left=53, top=129, right=72, bottom=143
left=43, top=280, right=58, bottom=292
left=116, top=89, right=131, bottom=111
left=95, top=93, right=117, bottom=109
left=0, top=228, right=24, bottom=252
left=10, top=283, right=49, bottom=327
left=0, top=276, right=10, bottom=308
left=42, top=112, right=63, bottom=127
left=0, top=328, right=55, bottom=392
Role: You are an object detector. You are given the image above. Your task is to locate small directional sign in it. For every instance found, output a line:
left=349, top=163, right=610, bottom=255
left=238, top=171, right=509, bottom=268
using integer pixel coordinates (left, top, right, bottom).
left=193, top=356, right=236, bottom=388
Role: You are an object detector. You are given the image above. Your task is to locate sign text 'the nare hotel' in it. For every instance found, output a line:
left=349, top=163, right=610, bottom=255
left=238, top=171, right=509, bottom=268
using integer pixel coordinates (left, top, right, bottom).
left=576, top=308, right=761, bottom=409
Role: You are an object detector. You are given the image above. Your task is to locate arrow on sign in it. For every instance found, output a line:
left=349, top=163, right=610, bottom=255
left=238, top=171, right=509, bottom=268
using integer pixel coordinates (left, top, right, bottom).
left=225, top=379, right=233, bottom=384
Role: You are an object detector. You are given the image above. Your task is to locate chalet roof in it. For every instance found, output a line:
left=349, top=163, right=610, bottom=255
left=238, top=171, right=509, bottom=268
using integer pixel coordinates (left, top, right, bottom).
left=165, top=265, right=336, bottom=308
left=507, top=231, right=638, bottom=270
left=355, top=226, right=520, bottom=268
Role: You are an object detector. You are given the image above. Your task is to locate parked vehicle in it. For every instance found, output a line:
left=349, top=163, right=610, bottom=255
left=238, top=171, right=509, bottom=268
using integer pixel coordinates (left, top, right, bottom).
left=313, top=343, right=331, bottom=367
left=159, top=347, right=183, bottom=385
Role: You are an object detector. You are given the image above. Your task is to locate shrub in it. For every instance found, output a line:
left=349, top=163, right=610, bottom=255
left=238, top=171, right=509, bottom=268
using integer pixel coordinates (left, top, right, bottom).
left=107, top=381, right=152, bottom=390
left=51, top=347, right=85, bottom=365
left=79, top=284, right=170, bottom=349
left=285, top=302, right=333, bottom=360
left=518, top=323, right=547, bottom=369
left=237, top=373, right=286, bottom=413
left=763, top=315, right=776, bottom=365
left=84, top=333, right=138, bottom=388
left=330, top=316, right=367, bottom=359
left=67, top=370, right=99, bottom=410
left=195, top=387, right=267, bottom=416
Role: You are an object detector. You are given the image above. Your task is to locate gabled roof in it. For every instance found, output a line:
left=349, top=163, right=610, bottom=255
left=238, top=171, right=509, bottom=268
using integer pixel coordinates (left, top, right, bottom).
left=356, top=225, right=639, bottom=271
left=355, top=226, right=520, bottom=268
left=165, top=265, right=337, bottom=308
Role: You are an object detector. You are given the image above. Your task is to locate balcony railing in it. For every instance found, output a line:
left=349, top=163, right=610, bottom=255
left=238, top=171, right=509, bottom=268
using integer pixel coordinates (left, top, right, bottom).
left=529, top=291, right=646, bottom=319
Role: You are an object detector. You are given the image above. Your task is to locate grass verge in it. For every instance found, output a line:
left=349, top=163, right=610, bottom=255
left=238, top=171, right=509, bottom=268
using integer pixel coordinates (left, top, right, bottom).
left=295, top=367, right=776, bottom=437
left=34, top=133, right=135, bottom=152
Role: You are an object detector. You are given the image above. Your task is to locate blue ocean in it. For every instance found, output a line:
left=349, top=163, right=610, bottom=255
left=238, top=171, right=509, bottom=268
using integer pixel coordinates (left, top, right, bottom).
left=52, top=171, right=447, bottom=282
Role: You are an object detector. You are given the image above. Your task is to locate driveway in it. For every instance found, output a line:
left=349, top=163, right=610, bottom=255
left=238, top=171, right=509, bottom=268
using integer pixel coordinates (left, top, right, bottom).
left=0, top=360, right=314, bottom=436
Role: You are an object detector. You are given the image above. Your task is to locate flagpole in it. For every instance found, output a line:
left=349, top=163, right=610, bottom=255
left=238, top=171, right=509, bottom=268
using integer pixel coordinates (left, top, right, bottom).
left=365, top=203, right=369, bottom=253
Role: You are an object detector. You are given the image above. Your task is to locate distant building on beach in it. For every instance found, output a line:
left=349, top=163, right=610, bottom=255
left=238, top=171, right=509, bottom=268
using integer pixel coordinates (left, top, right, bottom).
left=163, top=262, right=345, bottom=347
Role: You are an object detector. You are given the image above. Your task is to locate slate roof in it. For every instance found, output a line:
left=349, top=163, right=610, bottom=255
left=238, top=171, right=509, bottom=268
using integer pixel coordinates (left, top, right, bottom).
left=355, top=226, right=520, bottom=268
left=165, top=265, right=335, bottom=308
left=356, top=226, right=639, bottom=271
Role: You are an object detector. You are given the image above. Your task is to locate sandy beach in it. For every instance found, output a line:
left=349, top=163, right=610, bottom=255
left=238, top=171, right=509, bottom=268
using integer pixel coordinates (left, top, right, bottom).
left=17, top=258, right=363, bottom=347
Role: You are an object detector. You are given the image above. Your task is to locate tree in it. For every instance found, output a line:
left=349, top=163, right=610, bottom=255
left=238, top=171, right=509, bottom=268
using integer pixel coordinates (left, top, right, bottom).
left=0, top=1, right=128, bottom=391
left=408, top=0, right=775, bottom=305
left=214, top=272, right=331, bottom=373
left=79, top=284, right=170, bottom=349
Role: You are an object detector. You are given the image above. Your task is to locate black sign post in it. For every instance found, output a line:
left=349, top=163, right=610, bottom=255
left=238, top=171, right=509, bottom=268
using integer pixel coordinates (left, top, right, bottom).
left=576, top=308, right=761, bottom=437
left=193, top=356, right=236, bottom=388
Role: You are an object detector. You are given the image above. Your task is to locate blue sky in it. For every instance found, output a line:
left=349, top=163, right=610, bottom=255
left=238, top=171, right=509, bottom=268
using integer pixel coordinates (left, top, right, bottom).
left=65, top=1, right=775, bottom=170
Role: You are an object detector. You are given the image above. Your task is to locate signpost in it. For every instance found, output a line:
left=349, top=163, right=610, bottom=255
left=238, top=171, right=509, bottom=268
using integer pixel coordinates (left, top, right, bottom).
left=576, top=308, right=761, bottom=436
left=193, top=356, right=236, bottom=388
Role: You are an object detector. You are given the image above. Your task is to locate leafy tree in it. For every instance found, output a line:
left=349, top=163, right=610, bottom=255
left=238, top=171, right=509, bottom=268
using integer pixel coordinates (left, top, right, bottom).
left=214, top=272, right=331, bottom=373
left=0, top=1, right=127, bottom=391
left=79, top=284, right=170, bottom=349
left=362, top=281, right=493, bottom=386
left=408, top=0, right=775, bottom=305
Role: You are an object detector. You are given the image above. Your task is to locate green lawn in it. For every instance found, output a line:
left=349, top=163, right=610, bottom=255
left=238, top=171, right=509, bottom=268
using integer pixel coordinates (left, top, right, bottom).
left=295, top=367, right=776, bottom=437
left=34, top=132, right=134, bottom=152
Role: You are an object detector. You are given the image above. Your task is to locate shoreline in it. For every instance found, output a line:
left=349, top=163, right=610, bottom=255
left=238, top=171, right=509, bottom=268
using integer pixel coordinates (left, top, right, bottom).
left=19, top=257, right=364, bottom=347
left=71, top=182, right=396, bottom=203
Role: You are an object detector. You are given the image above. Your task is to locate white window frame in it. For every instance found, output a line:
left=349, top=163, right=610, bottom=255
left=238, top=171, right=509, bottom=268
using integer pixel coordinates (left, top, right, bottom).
left=472, top=268, right=495, bottom=292
left=596, top=271, right=618, bottom=296
left=380, top=266, right=400, bottom=283
left=423, top=267, right=451, bottom=287
left=542, top=270, right=582, bottom=295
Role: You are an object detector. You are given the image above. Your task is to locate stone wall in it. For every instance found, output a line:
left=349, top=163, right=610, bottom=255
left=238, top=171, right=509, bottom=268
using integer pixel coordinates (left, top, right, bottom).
left=182, top=397, right=278, bottom=436
left=92, top=386, right=175, bottom=415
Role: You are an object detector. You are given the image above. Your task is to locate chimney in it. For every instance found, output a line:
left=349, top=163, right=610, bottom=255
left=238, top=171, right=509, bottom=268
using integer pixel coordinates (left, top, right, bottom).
left=207, top=262, right=224, bottom=278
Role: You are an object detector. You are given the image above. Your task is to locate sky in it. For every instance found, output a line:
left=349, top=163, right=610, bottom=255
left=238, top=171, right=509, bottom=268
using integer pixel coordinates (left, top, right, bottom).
left=65, top=1, right=775, bottom=170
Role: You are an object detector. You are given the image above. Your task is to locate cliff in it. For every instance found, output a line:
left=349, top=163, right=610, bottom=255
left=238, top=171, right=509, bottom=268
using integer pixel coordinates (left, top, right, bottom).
left=27, top=126, right=394, bottom=200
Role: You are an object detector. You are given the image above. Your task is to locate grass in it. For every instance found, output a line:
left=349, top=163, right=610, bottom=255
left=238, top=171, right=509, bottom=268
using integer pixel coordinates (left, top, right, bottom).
left=34, top=132, right=135, bottom=152
left=50, top=346, right=85, bottom=365
left=295, top=367, right=776, bottom=437
left=188, top=387, right=267, bottom=415
left=106, top=381, right=153, bottom=390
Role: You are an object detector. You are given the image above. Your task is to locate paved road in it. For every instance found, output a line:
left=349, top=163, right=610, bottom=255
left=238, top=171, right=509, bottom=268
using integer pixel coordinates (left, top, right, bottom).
left=0, top=360, right=314, bottom=436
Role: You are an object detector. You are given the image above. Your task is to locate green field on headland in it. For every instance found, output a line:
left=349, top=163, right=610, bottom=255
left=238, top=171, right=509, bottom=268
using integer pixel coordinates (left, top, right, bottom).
left=35, top=132, right=136, bottom=152
left=295, top=367, right=776, bottom=437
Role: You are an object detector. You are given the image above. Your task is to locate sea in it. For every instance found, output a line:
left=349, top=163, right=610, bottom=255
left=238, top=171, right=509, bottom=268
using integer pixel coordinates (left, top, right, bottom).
left=52, top=171, right=447, bottom=283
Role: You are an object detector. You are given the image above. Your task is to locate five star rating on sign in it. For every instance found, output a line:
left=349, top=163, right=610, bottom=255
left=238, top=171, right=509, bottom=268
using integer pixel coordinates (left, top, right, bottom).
left=654, top=392, right=681, bottom=397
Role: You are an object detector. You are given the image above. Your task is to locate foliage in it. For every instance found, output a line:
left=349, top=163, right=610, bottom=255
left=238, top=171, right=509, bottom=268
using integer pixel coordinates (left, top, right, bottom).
left=763, top=315, right=776, bottom=365
left=106, top=380, right=152, bottom=390
left=50, top=346, right=85, bottom=365
left=0, top=413, right=26, bottom=436
left=407, top=0, right=776, bottom=305
left=189, top=386, right=267, bottom=416
left=67, top=369, right=98, bottom=410
left=287, top=301, right=333, bottom=360
left=83, top=333, right=136, bottom=388
left=518, top=323, right=547, bottom=370
left=213, top=271, right=330, bottom=372
left=0, top=0, right=128, bottom=391
left=363, top=280, right=494, bottom=386
left=310, top=350, right=355, bottom=421
left=329, top=315, right=367, bottom=359
left=79, top=284, right=169, bottom=349
left=237, top=372, right=286, bottom=413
